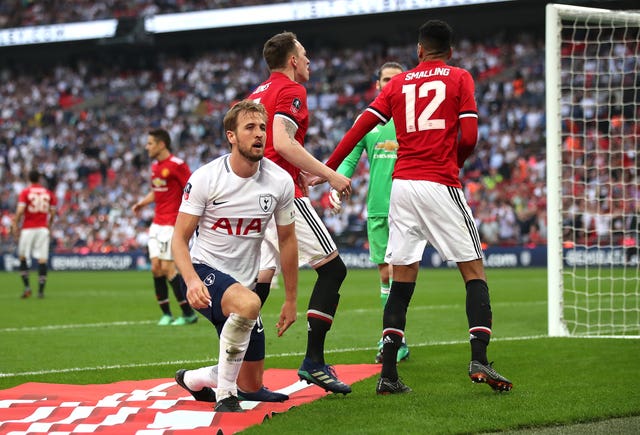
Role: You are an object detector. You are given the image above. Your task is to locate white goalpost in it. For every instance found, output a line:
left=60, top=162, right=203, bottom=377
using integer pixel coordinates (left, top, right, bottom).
left=546, top=3, right=640, bottom=337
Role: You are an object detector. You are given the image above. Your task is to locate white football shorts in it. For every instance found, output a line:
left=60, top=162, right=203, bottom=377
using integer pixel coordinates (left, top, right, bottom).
left=260, top=197, right=337, bottom=270
left=18, top=227, right=50, bottom=261
left=147, top=223, right=175, bottom=260
left=385, top=179, right=483, bottom=265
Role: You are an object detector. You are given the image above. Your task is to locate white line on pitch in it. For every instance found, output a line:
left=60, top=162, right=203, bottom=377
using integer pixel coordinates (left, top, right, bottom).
left=0, top=335, right=549, bottom=378
left=0, top=320, right=156, bottom=332
left=0, top=301, right=545, bottom=333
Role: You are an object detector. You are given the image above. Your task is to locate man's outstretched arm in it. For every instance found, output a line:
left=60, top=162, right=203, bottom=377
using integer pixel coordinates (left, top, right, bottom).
left=325, top=110, right=381, bottom=170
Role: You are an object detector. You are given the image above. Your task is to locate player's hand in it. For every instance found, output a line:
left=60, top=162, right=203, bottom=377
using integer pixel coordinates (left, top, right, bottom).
left=328, top=172, right=351, bottom=200
left=297, top=172, right=311, bottom=197
left=275, top=300, right=297, bottom=336
left=186, top=280, right=211, bottom=309
left=328, top=189, right=342, bottom=214
left=307, top=174, right=327, bottom=186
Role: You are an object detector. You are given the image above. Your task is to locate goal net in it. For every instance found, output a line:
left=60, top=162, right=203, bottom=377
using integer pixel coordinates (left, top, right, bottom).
left=546, top=3, right=640, bottom=337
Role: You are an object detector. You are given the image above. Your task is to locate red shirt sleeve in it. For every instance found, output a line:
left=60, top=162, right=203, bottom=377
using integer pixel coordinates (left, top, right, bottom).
left=274, top=83, right=308, bottom=136
left=457, top=117, right=479, bottom=167
left=456, top=71, right=479, bottom=167
left=176, top=160, right=192, bottom=188
left=326, top=110, right=381, bottom=170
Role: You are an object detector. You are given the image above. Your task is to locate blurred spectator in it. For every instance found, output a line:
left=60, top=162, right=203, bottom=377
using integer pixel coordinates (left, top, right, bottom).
left=1, top=25, right=636, bottom=256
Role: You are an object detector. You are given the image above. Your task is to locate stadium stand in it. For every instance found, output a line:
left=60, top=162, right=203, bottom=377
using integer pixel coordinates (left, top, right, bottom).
left=0, top=1, right=292, bottom=28
left=0, top=33, right=550, bottom=255
left=1, top=0, right=637, bottom=257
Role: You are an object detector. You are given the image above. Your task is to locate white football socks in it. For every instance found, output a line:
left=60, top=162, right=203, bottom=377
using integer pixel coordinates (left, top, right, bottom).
left=216, top=313, right=256, bottom=401
left=184, top=365, right=218, bottom=391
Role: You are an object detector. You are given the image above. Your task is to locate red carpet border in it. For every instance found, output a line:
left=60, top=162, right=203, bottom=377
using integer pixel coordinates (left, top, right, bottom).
left=0, top=364, right=380, bottom=434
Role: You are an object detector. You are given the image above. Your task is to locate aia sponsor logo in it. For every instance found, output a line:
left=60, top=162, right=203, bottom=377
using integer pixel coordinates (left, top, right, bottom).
left=211, top=218, right=262, bottom=235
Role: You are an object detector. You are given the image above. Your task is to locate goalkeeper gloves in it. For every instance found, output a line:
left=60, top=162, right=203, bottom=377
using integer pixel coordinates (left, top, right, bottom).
left=328, top=189, right=342, bottom=214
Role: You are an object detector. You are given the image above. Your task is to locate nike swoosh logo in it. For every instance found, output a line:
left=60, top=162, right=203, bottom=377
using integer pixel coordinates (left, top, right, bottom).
left=257, top=327, right=264, bottom=333
left=212, top=200, right=228, bottom=205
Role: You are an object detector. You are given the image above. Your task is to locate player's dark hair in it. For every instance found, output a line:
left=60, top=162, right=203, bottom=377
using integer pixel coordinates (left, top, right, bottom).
left=149, top=128, right=171, bottom=151
left=418, top=20, right=453, bottom=57
left=28, top=169, right=40, bottom=183
left=223, top=99, right=268, bottom=141
left=377, top=61, right=405, bottom=79
left=263, top=31, right=298, bottom=70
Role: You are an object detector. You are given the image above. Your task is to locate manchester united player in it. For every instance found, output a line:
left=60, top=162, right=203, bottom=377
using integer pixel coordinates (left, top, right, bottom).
left=12, top=169, right=57, bottom=299
left=326, top=20, right=513, bottom=394
left=133, top=128, right=197, bottom=326
left=328, top=62, right=411, bottom=364
left=246, top=31, right=352, bottom=395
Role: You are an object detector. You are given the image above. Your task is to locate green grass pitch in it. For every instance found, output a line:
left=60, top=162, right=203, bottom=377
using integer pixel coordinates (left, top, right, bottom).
left=1, top=268, right=639, bottom=433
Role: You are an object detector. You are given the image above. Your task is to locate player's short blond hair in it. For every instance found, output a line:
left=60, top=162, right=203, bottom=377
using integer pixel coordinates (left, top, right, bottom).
left=223, top=99, right=268, bottom=134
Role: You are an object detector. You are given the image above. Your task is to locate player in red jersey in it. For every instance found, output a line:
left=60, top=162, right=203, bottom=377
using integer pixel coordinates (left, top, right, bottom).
left=244, top=31, right=353, bottom=395
left=133, top=128, right=198, bottom=326
left=326, top=20, right=513, bottom=394
left=11, top=169, right=57, bottom=299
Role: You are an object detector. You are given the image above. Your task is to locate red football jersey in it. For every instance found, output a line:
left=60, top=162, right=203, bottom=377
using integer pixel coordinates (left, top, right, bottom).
left=17, top=183, right=57, bottom=229
left=150, top=155, right=191, bottom=225
left=247, top=72, right=309, bottom=198
left=369, top=60, right=478, bottom=187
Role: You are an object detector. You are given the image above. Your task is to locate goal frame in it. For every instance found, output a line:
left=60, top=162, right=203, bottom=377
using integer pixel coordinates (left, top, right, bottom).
left=546, top=3, right=640, bottom=337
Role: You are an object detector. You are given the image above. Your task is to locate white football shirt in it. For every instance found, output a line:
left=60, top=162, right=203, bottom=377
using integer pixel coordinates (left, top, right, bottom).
left=179, top=155, right=295, bottom=287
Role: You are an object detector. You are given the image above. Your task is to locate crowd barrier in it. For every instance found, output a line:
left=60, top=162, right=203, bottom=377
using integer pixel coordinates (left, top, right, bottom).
left=2, top=246, right=635, bottom=271
left=1, top=252, right=150, bottom=271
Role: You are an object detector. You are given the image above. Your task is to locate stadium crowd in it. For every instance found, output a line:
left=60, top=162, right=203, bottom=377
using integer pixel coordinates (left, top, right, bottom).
left=558, top=34, right=640, bottom=249
left=1, top=26, right=637, bottom=257
left=0, top=0, right=291, bottom=28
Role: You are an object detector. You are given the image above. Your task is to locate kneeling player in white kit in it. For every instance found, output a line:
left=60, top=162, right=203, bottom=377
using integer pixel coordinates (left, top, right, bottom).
left=171, top=100, right=299, bottom=412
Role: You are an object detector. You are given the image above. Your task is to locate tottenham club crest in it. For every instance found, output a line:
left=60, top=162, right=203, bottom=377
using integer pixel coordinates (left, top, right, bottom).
left=204, top=273, right=215, bottom=287
left=259, top=194, right=274, bottom=212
